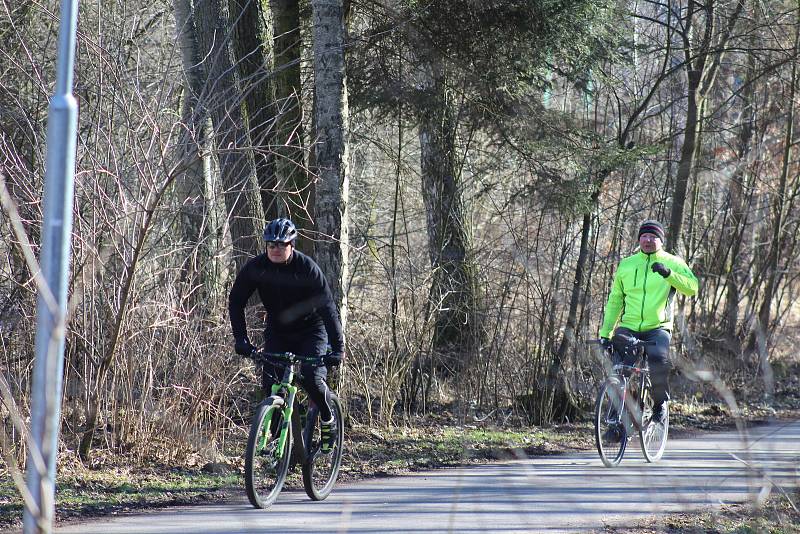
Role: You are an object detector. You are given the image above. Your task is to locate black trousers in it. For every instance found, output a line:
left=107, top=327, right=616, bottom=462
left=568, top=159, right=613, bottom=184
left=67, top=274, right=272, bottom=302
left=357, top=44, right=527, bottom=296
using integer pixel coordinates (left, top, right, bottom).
left=613, top=327, right=671, bottom=410
left=262, top=329, right=334, bottom=421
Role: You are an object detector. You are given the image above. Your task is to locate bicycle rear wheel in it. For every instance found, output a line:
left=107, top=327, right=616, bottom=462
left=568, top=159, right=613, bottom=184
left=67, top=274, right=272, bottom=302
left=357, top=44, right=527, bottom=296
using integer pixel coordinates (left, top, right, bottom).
left=639, top=382, right=668, bottom=462
left=595, top=377, right=627, bottom=467
left=245, top=397, right=291, bottom=508
left=301, top=394, right=344, bottom=500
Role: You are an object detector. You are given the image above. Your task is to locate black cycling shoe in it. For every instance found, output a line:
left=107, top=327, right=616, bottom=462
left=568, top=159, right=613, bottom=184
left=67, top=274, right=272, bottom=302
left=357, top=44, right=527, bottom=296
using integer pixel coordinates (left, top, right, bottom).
left=650, top=404, right=667, bottom=427
left=602, top=424, right=622, bottom=443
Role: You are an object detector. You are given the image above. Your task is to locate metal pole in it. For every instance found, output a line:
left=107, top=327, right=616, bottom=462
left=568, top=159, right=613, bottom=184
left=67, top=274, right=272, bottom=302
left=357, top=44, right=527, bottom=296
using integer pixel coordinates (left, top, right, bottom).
left=23, top=0, right=79, bottom=532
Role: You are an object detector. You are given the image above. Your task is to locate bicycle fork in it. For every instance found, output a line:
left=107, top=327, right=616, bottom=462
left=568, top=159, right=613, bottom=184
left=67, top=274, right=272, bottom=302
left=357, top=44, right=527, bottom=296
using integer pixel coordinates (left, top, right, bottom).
left=259, top=387, right=298, bottom=459
left=607, top=378, right=628, bottom=426
left=616, top=376, right=644, bottom=432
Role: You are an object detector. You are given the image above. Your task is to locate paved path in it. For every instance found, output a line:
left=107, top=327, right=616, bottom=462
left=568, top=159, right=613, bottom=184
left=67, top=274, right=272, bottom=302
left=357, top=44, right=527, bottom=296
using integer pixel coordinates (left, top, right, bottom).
left=53, top=420, right=800, bottom=533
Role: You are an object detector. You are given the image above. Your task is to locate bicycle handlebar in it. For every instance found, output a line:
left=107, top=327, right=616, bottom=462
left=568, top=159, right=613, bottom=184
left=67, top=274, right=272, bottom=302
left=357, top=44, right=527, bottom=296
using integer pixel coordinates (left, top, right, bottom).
left=588, top=339, right=614, bottom=351
left=249, top=349, right=327, bottom=367
left=589, top=337, right=656, bottom=347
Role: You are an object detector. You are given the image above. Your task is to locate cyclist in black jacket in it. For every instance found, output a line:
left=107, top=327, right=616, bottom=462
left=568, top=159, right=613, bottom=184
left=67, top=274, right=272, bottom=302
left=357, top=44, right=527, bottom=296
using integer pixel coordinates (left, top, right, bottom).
left=229, top=218, right=344, bottom=452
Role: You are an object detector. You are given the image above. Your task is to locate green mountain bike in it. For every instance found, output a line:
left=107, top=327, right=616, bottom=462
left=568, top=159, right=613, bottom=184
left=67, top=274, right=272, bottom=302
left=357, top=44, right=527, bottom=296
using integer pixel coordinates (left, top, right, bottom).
left=244, top=351, right=344, bottom=508
left=593, top=338, right=669, bottom=467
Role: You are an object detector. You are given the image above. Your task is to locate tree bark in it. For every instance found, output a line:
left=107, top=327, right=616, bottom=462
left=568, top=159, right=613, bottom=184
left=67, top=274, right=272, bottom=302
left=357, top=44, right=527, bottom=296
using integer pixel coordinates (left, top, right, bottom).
left=229, top=0, right=280, bottom=220
left=417, top=54, right=482, bottom=374
left=311, top=0, right=350, bottom=327
left=195, top=0, right=264, bottom=270
left=173, top=0, right=219, bottom=305
left=668, top=73, right=702, bottom=254
left=271, top=0, right=312, bottom=248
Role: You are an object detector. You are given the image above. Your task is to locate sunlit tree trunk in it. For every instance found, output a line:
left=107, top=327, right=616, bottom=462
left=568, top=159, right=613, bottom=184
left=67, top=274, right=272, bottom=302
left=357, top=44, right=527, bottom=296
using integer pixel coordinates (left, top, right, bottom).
left=311, top=0, right=350, bottom=325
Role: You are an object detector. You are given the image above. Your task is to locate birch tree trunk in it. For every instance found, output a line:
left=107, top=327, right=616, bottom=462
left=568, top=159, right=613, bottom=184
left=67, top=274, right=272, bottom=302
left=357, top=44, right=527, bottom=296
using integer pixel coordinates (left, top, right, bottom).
left=311, top=0, right=349, bottom=328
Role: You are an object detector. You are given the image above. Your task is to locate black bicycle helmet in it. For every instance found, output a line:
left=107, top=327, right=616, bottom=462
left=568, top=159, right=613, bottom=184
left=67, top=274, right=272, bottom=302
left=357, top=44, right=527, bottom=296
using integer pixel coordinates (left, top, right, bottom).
left=262, top=218, right=298, bottom=243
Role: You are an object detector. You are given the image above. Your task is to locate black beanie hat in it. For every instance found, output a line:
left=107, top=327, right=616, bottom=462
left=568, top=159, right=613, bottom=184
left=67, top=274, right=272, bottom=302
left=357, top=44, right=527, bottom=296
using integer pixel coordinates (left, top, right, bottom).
left=638, top=220, right=666, bottom=242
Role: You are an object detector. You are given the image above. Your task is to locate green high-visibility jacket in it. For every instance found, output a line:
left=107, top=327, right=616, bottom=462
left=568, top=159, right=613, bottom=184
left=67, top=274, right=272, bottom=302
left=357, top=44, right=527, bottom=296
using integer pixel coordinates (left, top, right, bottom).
left=599, top=249, right=698, bottom=338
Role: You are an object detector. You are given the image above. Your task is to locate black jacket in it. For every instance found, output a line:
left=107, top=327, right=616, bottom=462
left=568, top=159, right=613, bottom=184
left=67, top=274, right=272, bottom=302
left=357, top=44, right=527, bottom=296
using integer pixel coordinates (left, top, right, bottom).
left=228, top=250, right=344, bottom=354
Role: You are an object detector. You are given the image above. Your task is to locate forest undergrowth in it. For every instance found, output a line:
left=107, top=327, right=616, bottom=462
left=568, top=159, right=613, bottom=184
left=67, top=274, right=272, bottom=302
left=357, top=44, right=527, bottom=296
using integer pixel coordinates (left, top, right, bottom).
left=2, top=360, right=800, bottom=533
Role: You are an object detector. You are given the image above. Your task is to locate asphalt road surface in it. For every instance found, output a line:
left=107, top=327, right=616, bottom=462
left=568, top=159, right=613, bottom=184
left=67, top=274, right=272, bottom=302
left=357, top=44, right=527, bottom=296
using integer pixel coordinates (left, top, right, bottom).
left=53, top=420, right=800, bottom=534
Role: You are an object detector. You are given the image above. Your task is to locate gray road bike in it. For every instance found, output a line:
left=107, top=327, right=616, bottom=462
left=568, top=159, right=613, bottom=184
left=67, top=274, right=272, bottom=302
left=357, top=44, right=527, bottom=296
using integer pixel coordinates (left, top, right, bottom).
left=593, top=339, right=669, bottom=467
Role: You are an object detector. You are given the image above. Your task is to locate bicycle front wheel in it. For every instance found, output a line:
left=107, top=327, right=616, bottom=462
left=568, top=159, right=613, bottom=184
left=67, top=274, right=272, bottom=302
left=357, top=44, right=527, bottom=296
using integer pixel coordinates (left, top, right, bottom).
left=301, top=394, right=344, bottom=500
left=245, top=397, right=291, bottom=508
left=639, top=383, right=669, bottom=462
left=595, top=377, right=627, bottom=467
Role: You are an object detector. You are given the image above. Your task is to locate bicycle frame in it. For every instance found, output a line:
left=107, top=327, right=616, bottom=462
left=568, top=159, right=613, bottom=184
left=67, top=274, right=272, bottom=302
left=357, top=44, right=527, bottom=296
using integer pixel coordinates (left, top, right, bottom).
left=594, top=337, right=668, bottom=466
left=610, top=359, right=649, bottom=432
left=257, top=353, right=321, bottom=466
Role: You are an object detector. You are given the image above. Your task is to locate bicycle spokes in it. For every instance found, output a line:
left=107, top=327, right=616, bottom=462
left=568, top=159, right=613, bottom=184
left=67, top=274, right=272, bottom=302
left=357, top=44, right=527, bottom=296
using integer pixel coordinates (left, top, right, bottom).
left=302, top=396, right=344, bottom=501
left=596, top=362, right=668, bottom=467
left=245, top=402, right=292, bottom=508
left=640, top=402, right=668, bottom=462
left=595, top=378, right=627, bottom=467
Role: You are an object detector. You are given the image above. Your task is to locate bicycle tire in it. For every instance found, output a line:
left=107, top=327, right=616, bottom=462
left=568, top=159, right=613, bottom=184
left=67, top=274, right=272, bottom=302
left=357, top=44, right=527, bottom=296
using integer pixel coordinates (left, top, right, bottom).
left=302, top=394, right=344, bottom=500
left=245, top=397, right=291, bottom=508
left=595, top=377, right=627, bottom=467
left=638, top=379, right=668, bottom=462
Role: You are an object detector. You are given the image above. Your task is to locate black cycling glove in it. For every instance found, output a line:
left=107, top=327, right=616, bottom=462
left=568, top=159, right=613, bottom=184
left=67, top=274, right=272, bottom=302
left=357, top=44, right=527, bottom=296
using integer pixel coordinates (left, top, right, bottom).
left=324, top=351, right=344, bottom=367
left=234, top=336, right=254, bottom=356
left=651, top=262, right=671, bottom=278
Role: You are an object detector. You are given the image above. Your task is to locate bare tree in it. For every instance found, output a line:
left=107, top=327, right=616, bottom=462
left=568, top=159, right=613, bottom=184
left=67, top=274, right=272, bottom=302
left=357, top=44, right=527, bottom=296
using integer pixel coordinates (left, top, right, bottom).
left=750, top=10, right=800, bottom=355
left=194, top=0, right=265, bottom=269
left=719, top=50, right=757, bottom=354
left=667, top=0, right=746, bottom=253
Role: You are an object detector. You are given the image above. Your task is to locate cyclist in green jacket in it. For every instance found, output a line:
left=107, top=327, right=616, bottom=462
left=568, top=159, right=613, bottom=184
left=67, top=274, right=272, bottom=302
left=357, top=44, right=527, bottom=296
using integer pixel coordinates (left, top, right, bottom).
left=599, top=220, right=698, bottom=429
